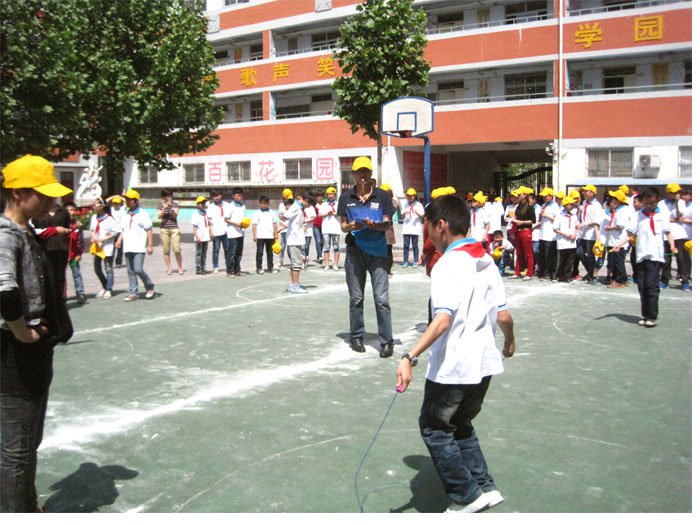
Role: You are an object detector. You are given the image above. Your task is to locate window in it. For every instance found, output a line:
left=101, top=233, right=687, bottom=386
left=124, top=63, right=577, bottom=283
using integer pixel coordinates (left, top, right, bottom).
left=603, top=66, right=635, bottom=94
left=227, top=161, right=251, bottom=182
left=277, top=104, right=310, bottom=119
left=339, top=157, right=355, bottom=192
left=250, top=44, right=263, bottom=61
left=505, top=1, right=548, bottom=23
left=437, top=80, right=464, bottom=103
left=225, top=0, right=249, bottom=5
left=436, top=12, right=463, bottom=30
left=504, top=72, right=547, bottom=100
left=250, top=99, right=263, bottom=121
left=311, top=31, right=340, bottom=50
left=679, top=147, right=692, bottom=179
left=184, top=164, right=205, bottom=183
left=587, top=149, right=633, bottom=178
left=684, top=60, right=691, bottom=88
left=139, top=166, right=158, bottom=184
left=284, top=158, right=312, bottom=180
left=287, top=37, right=298, bottom=55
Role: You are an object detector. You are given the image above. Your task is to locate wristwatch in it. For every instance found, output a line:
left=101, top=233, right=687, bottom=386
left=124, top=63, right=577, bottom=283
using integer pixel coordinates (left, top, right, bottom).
left=401, top=353, right=418, bottom=367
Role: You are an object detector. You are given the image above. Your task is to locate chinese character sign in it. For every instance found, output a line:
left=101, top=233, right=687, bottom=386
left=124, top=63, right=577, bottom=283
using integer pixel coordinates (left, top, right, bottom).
left=315, top=158, right=335, bottom=182
left=241, top=67, right=257, bottom=87
left=634, top=16, right=663, bottom=42
left=317, top=57, right=336, bottom=77
left=208, top=162, right=222, bottom=183
left=254, top=159, right=281, bottom=184
left=273, top=63, right=290, bottom=83
left=574, top=23, right=603, bottom=48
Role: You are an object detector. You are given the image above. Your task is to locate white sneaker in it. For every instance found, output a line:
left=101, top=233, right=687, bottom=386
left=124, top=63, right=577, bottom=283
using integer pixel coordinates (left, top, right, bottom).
left=333, top=265, right=339, bottom=271
left=323, top=266, right=330, bottom=271
left=483, top=490, right=504, bottom=509
left=644, top=319, right=657, bottom=328
left=445, top=492, right=491, bottom=513
left=96, top=289, right=106, bottom=298
left=213, top=268, right=219, bottom=274
left=145, top=289, right=155, bottom=299
left=103, top=290, right=112, bottom=299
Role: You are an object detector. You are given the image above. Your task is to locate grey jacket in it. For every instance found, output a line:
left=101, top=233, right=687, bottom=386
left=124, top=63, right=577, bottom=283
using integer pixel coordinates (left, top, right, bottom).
left=0, top=214, right=48, bottom=330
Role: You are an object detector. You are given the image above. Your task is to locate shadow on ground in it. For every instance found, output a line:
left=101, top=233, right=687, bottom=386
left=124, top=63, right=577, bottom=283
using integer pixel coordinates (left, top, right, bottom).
left=390, top=455, right=446, bottom=513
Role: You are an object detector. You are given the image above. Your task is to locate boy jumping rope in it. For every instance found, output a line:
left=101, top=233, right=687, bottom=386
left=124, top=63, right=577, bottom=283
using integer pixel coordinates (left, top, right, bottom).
left=396, top=194, right=516, bottom=513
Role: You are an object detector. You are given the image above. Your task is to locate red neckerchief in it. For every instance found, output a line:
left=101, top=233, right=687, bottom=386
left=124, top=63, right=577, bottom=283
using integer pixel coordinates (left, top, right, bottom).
left=642, top=208, right=657, bottom=235
left=216, top=202, right=224, bottom=216
left=454, top=242, right=487, bottom=258
left=95, top=214, right=107, bottom=236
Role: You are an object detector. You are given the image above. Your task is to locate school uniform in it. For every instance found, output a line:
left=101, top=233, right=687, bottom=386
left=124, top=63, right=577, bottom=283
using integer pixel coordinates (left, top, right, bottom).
left=227, top=201, right=246, bottom=275
left=401, top=200, right=424, bottom=264
left=469, top=206, right=490, bottom=248
left=191, top=209, right=210, bottom=273
left=302, top=205, right=316, bottom=258
left=90, top=213, right=119, bottom=292
left=603, top=204, right=631, bottom=284
left=252, top=208, right=276, bottom=272
left=207, top=200, right=231, bottom=272
left=553, top=210, right=579, bottom=281
left=577, top=198, right=603, bottom=280
left=537, top=201, right=559, bottom=279
left=658, top=197, right=690, bottom=286
left=121, top=207, right=154, bottom=295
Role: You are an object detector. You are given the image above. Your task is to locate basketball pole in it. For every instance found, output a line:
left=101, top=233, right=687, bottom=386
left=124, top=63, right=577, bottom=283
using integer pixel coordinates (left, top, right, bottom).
left=423, top=135, right=431, bottom=205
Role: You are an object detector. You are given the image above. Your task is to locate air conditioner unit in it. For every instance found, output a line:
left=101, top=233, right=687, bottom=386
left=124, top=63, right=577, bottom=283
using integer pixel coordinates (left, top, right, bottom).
left=639, top=155, right=661, bottom=169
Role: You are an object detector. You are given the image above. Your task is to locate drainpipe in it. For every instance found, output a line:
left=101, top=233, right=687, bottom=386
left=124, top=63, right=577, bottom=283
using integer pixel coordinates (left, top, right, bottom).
left=557, top=0, right=564, bottom=190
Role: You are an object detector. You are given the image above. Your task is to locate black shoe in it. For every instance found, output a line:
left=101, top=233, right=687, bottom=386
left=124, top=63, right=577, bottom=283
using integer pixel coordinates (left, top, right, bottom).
left=77, top=294, right=87, bottom=304
left=350, top=340, right=365, bottom=353
left=379, top=343, right=394, bottom=358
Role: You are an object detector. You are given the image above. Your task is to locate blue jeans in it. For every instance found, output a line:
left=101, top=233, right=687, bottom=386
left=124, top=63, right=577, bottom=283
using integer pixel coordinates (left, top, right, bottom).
left=577, top=239, right=596, bottom=278
left=211, top=234, right=229, bottom=271
left=304, top=236, right=313, bottom=257
left=125, top=252, right=154, bottom=295
left=195, top=241, right=208, bottom=272
left=403, top=234, right=419, bottom=264
left=313, top=225, right=323, bottom=259
left=344, top=243, right=393, bottom=346
left=69, top=261, right=85, bottom=295
left=93, top=254, right=114, bottom=292
left=497, top=251, right=512, bottom=274
left=419, top=377, right=496, bottom=506
left=228, top=236, right=243, bottom=274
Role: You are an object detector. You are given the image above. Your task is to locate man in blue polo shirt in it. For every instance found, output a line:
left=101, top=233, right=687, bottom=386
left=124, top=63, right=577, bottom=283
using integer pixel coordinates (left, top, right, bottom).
left=338, top=156, right=395, bottom=358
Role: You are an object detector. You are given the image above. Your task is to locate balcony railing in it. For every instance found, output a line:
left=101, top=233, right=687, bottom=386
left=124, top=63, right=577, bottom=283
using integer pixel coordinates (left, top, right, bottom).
left=433, top=91, right=554, bottom=106
left=426, top=12, right=553, bottom=36
left=221, top=114, right=264, bottom=124
left=273, top=40, right=339, bottom=58
left=568, top=0, right=685, bottom=17
left=215, top=54, right=264, bottom=68
left=567, top=82, right=691, bottom=96
left=274, top=109, right=334, bottom=120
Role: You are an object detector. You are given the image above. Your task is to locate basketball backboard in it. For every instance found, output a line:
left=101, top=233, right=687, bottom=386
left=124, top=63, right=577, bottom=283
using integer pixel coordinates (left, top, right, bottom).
left=381, top=96, right=434, bottom=138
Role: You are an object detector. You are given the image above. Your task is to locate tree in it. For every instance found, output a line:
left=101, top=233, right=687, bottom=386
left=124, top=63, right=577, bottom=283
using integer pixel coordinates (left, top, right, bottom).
left=332, top=0, right=430, bottom=168
left=0, top=0, right=222, bottom=171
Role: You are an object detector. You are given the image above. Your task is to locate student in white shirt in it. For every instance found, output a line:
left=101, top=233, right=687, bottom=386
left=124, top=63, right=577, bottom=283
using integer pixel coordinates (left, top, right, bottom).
left=602, top=190, right=631, bottom=287
left=613, top=187, right=674, bottom=327
left=528, top=193, right=542, bottom=276
left=659, top=183, right=690, bottom=290
left=489, top=229, right=514, bottom=276
left=537, top=188, right=558, bottom=280
left=401, top=188, right=425, bottom=267
left=191, top=196, right=210, bottom=275
left=395, top=194, right=515, bottom=514
left=302, top=195, right=317, bottom=269
left=469, top=191, right=490, bottom=249
left=108, top=195, right=126, bottom=266
left=225, top=187, right=246, bottom=276
left=277, top=188, right=292, bottom=267
left=281, top=196, right=307, bottom=294
left=90, top=197, right=119, bottom=298
left=115, top=189, right=154, bottom=301
left=486, top=195, right=504, bottom=242
left=553, top=196, right=580, bottom=282
left=206, top=190, right=231, bottom=274
left=252, top=195, right=278, bottom=274
left=318, top=186, right=341, bottom=271
left=576, top=184, right=603, bottom=283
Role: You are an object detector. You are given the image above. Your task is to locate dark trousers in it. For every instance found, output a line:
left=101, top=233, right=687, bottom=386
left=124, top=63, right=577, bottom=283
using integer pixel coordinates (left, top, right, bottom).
left=228, top=236, right=244, bottom=274
left=662, top=240, right=691, bottom=284
left=212, top=234, right=229, bottom=271
left=608, top=248, right=628, bottom=283
left=577, top=239, right=596, bottom=279
left=637, top=260, right=663, bottom=321
left=538, top=240, right=557, bottom=278
left=46, top=251, right=68, bottom=300
left=195, top=241, right=208, bottom=272
left=556, top=248, right=576, bottom=281
left=114, top=244, right=123, bottom=266
left=256, top=239, right=274, bottom=271
left=419, top=377, right=496, bottom=505
left=630, top=246, right=638, bottom=281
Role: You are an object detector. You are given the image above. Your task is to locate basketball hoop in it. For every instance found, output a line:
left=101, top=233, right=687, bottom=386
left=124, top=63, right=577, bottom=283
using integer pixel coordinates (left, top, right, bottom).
left=397, top=130, right=413, bottom=138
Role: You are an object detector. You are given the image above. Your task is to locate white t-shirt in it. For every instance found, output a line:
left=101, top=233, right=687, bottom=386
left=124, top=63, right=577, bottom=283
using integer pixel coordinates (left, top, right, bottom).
left=658, top=197, right=687, bottom=240
left=277, top=202, right=289, bottom=233
left=401, top=200, right=424, bottom=236
left=504, top=204, right=517, bottom=232
left=469, top=206, right=490, bottom=242
left=226, top=202, right=246, bottom=239
left=426, top=240, right=506, bottom=385
left=120, top=208, right=152, bottom=253
left=303, top=205, right=316, bottom=238
left=538, top=201, right=559, bottom=241
left=252, top=209, right=276, bottom=239
left=487, top=201, right=504, bottom=234
left=601, top=204, right=631, bottom=247
left=682, top=203, right=692, bottom=239
left=553, top=210, right=579, bottom=250
left=284, top=202, right=305, bottom=246
left=191, top=209, right=211, bottom=243
left=489, top=238, right=513, bottom=253
left=627, top=207, right=669, bottom=263
left=89, top=214, right=119, bottom=257
left=531, top=203, right=541, bottom=242
left=110, top=206, right=126, bottom=232
left=578, top=199, right=603, bottom=241
left=319, top=200, right=341, bottom=235
left=207, top=201, right=231, bottom=237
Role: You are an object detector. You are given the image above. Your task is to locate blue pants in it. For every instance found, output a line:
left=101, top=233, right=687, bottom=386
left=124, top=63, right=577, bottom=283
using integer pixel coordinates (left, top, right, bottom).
left=93, top=254, right=114, bottom=292
left=211, top=234, right=229, bottom=271
left=577, top=239, right=596, bottom=279
left=228, top=236, right=244, bottom=274
left=195, top=241, right=208, bottom=272
left=419, top=377, right=496, bottom=506
left=313, top=225, right=323, bottom=260
left=403, top=234, right=419, bottom=264
left=69, top=261, right=85, bottom=295
left=125, top=252, right=154, bottom=295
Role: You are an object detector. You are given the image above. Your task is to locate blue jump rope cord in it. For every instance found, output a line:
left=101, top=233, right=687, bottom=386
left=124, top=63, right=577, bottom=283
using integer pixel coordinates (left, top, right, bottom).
left=354, top=390, right=400, bottom=513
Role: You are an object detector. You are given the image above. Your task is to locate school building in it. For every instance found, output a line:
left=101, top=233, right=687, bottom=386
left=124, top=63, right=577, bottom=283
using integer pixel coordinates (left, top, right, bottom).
left=56, top=0, right=692, bottom=209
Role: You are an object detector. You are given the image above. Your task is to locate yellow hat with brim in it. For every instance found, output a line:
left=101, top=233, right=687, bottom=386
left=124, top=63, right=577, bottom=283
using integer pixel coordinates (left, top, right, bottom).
left=539, top=187, right=554, bottom=197
left=568, top=189, right=581, bottom=199
left=282, top=188, right=293, bottom=199
left=2, top=155, right=73, bottom=197
left=431, top=187, right=444, bottom=199
left=562, top=196, right=576, bottom=206
left=352, top=156, right=373, bottom=172
left=195, top=196, right=208, bottom=204
left=555, top=191, right=566, bottom=199
left=510, top=187, right=523, bottom=197
left=609, top=189, right=628, bottom=204
left=110, top=196, right=123, bottom=204
left=379, top=183, right=392, bottom=192
left=521, top=187, right=534, bottom=195
left=581, top=184, right=597, bottom=194
left=406, top=188, right=417, bottom=196
left=495, top=196, right=503, bottom=202
left=472, top=191, right=487, bottom=204
left=666, top=183, right=682, bottom=193
left=445, top=186, right=456, bottom=195
left=325, top=186, right=337, bottom=194
left=124, top=189, right=140, bottom=200
left=618, top=184, right=630, bottom=195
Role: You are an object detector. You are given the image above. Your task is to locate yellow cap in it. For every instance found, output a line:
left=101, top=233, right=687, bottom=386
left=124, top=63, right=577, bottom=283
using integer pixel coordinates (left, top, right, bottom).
left=325, top=186, right=337, bottom=194
left=472, top=191, right=487, bottom=204
left=510, top=187, right=523, bottom=197
left=539, top=187, right=554, bottom=197
left=581, top=184, right=597, bottom=194
left=684, top=239, right=692, bottom=256
left=352, top=156, right=372, bottom=172
left=593, top=240, right=605, bottom=258
left=272, top=240, right=282, bottom=254
left=495, top=196, right=503, bottom=202
left=521, top=187, right=534, bottom=195
left=430, top=187, right=444, bottom=199
left=562, top=196, right=576, bottom=206
left=608, top=189, right=628, bottom=204
left=195, top=196, right=208, bottom=204
left=406, top=188, right=417, bottom=196
left=555, top=190, right=566, bottom=199
left=445, top=186, right=456, bottom=195
left=124, top=188, right=140, bottom=200
left=666, top=183, right=682, bottom=193
left=1, top=155, right=73, bottom=197
left=568, top=189, right=581, bottom=200
left=379, top=183, right=392, bottom=192
left=110, top=196, right=123, bottom=204
left=240, top=217, right=251, bottom=228
left=282, top=188, right=293, bottom=199
left=618, top=184, right=630, bottom=195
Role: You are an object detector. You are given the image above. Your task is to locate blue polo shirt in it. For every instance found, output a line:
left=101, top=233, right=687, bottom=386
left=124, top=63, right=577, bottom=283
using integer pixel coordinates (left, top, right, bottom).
left=338, top=186, right=393, bottom=257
